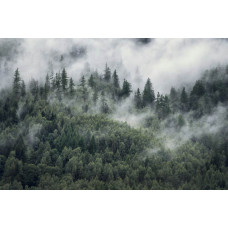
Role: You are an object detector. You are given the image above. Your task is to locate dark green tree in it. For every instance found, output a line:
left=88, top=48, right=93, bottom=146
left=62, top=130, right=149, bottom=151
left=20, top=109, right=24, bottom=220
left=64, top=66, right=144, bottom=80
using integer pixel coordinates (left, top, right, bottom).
left=100, top=91, right=109, bottom=113
left=156, top=93, right=170, bottom=119
left=14, top=135, right=26, bottom=162
left=21, top=80, right=26, bottom=97
left=104, top=63, right=111, bottom=82
left=88, top=74, right=95, bottom=88
left=134, top=88, right=142, bottom=109
left=93, top=86, right=98, bottom=104
left=88, top=135, right=97, bottom=154
left=142, top=78, right=155, bottom=107
left=13, top=68, right=21, bottom=97
left=191, top=80, right=205, bottom=97
left=61, top=68, right=68, bottom=92
left=79, top=75, right=88, bottom=103
left=180, top=87, right=188, bottom=111
left=120, top=79, right=132, bottom=98
left=29, top=79, right=39, bottom=99
left=112, top=70, right=120, bottom=89
left=69, top=77, right=75, bottom=97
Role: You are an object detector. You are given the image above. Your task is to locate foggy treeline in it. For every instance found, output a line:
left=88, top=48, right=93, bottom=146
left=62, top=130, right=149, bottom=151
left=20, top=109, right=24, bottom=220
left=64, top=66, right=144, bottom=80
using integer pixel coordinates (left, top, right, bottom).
left=0, top=39, right=228, bottom=189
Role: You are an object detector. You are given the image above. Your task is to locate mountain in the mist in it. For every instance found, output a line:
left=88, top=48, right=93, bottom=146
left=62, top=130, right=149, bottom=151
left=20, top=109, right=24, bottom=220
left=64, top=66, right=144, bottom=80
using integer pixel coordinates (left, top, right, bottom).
left=0, top=62, right=228, bottom=190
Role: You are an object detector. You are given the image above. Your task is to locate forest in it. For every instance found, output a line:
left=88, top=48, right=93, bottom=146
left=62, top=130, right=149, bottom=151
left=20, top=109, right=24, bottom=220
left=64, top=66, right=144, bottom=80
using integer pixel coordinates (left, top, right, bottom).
left=0, top=61, right=228, bottom=189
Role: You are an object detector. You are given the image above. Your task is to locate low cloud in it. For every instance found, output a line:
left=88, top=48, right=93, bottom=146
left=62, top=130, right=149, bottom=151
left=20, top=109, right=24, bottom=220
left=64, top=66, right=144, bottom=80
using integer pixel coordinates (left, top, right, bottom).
left=1, top=39, right=228, bottom=94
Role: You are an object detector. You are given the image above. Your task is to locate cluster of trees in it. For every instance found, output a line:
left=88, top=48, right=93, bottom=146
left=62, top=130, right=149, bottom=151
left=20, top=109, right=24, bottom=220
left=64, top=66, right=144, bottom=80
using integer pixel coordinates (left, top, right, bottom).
left=0, top=64, right=228, bottom=189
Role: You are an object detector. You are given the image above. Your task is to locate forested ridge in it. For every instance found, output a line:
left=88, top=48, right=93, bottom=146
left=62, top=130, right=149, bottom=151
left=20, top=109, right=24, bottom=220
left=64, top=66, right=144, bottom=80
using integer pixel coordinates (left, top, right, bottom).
left=0, top=63, right=228, bottom=189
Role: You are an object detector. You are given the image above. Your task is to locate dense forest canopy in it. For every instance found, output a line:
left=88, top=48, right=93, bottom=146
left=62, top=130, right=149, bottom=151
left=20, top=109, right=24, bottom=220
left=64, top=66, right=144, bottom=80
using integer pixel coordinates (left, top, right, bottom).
left=0, top=59, right=228, bottom=190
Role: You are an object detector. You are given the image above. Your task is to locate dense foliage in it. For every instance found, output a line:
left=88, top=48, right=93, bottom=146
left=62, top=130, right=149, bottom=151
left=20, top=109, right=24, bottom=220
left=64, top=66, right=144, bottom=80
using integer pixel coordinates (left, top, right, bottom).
left=0, top=64, right=228, bottom=189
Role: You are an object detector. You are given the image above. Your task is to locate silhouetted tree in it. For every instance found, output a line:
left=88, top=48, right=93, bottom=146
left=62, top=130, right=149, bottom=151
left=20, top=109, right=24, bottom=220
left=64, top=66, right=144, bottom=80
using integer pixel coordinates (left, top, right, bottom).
left=69, top=78, right=75, bottom=97
left=21, top=80, right=26, bottom=97
left=120, top=79, right=132, bottom=98
left=104, top=63, right=111, bottom=82
left=134, top=88, right=142, bottom=109
left=13, top=68, right=21, bottom=97
left=142, top=78, right=155, bottom=107
left=61, top=68, right=68, bottom=92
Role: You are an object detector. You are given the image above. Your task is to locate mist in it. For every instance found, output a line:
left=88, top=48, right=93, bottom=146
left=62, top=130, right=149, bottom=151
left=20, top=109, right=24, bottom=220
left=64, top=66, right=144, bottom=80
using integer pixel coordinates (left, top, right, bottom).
left=1, top=39, right=228, bottom=94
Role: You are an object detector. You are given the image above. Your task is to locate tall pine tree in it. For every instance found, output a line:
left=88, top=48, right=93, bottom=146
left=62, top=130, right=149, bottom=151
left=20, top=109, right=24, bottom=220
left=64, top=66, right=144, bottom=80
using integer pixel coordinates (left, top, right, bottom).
left=142, top=78, right=155, bottom=107
left=61, top=68, right=68, bottom=92
left=13, top=68, right=21, bottom=97
left=120, top=79, right=132, bottom=98
left=69, top=78, right=75, bottom=97
left=134, top=88, right=142, bottom=109
left=104, top=63, right=111, bottom=82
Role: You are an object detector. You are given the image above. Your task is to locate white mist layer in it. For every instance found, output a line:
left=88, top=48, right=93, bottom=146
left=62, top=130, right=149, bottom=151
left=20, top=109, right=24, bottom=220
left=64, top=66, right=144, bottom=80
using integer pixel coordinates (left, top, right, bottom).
left=1, top=39, right=228, bottom=93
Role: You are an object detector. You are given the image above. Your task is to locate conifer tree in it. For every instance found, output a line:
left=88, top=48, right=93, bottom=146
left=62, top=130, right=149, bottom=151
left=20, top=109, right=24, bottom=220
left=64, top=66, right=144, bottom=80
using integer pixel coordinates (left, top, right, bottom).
left=170, top=87, right=177, bottom=102
left=180, top=87, right=188, bottom=111
left=88, top=136, right=97, bottom=154
left=100, top=91, right=109, bottom=113
left=61, top=68, right=68, bottom=92
left=69, top=78, right=75, bottom=97
left=104, top=63, right=111, bottom=82
left=55, top=73, right=61, bottom=91
left=14, top=134, right=26, bottom=162
left=44, top=74, right=50, bottom=98
left=88, top=74, right=95, bottom=88
left=29, top=79, right=39, bottom=98
left=120, top=79, right=132, bottom=98
left=21, top=80, right=26, bottom=97
left=13, top=68, right=21, bottom=97
left=79, top=75, right=88, bottom=103
left=134, top=88, right=142, bottom=109
left=93, top=86, right=98, bottom=104
left=142, top=78, right=155, bottom=107
left=112, top=70, right=120, bottom=89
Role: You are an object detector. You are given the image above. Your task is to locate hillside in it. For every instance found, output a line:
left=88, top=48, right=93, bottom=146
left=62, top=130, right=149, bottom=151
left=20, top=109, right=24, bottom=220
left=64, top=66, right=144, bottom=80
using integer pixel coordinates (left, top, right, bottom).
left=0, top=64, right=228, bottom=189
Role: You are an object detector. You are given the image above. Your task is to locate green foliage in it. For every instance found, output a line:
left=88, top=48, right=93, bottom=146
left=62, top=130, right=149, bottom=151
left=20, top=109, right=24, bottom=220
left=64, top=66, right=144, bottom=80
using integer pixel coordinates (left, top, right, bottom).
left=104, top=63, right=111, bottom=82
left=13, top=68, right=21, bottom=97
left=134, top=88, right=142, bottom=109
left=0, top=65, right=228, bottom=189
left=120, top=79, right=132, bottom=98
left=142, top=78, right=155, bottom=107
left=61, top=68, right=68, bottom=92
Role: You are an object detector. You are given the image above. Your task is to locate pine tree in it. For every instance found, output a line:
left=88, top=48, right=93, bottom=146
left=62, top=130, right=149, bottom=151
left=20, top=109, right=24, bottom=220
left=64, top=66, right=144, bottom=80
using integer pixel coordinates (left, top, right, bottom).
left=69, top=78, right=75, bottom=97
left=142, top=78, right=155, bottom=107
left=29, top=79, right=39, bottom=98
left=120, top=79, right=132, bottom=98
left=100, top=91, right=109, bottom=113
left=170, top=87, right=177, bottom=102
left=44, top=74, right=50, bottom=98
left=169, top=87, right=179, bottom=112
left=180, top=87, right=188, bottom=111
left=112, top=70, right=120, bottom=88
left=21, top=80, right=26, bottom=97
left=14, top=134, right=26, bottom=162
left=134, top=88, right=142, bottom=109
left=93, top=86, right=98, bottom=104
left=13, top=68, right=21, bottom=97
left=61, top=68, right=68, bottom=92
left=156, top=93, right=170, bottom=119
left=104, top=63, right=111, bottom=82
left=79, top=75, right=88, bottom=103
left=88, top=74, right=95, bottom=88
left=88, top=135, right=97, bottom=154
left=181, top=87, right=188, bottom=104
left=55, top=73, right=61, bottom=90
left=191, top=80, right=205, bottom=97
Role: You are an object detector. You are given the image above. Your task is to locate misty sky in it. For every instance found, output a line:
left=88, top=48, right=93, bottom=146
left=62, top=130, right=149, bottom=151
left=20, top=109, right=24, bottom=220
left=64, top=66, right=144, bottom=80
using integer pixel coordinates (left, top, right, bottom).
left=1, top=38, right=228, bottom=93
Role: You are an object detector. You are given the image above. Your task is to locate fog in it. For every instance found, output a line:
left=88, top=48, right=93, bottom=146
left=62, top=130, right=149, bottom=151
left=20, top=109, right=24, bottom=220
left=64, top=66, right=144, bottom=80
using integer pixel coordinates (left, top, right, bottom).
left=1, top=38, right=228, bottom=153
left=1, top=38, right=228, bottom=94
